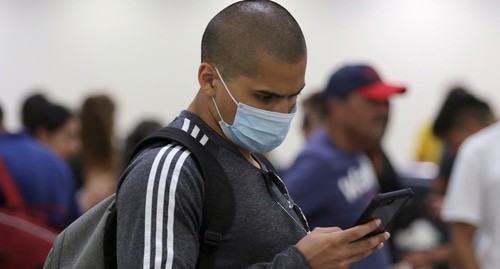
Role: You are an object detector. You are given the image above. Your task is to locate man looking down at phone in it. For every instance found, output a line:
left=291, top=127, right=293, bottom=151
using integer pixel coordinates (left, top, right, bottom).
left=284, top=63, right=406, bottom=268
left=115, top=2, right=389, bottom=268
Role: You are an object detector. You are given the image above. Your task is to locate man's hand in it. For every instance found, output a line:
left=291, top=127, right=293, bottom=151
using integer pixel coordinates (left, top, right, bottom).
left=296, top=219, right=389, bottom=269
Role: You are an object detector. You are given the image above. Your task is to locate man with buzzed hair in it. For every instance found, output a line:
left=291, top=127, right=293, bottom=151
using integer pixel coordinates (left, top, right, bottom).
left=201, top=0, right=306, bottom=80
left=117, top=1, right=389, bottom=268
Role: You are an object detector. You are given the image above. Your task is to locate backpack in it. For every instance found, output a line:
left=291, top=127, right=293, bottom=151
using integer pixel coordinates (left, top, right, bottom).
left=0, top=155, right=59, bottom=269
left=43, top=126, right=235, bottom=269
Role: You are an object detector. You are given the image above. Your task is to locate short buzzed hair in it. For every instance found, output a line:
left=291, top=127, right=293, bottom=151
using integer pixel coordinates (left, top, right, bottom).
left=201, top=0, right=307, bottom=80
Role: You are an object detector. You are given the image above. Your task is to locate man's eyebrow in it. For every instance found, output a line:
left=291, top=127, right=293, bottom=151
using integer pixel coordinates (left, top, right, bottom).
left=255, top=84, right=306, bottom=98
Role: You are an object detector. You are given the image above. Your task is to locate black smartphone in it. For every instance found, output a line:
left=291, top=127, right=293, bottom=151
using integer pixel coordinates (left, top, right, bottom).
left=352, top=188, right=413, bottom=240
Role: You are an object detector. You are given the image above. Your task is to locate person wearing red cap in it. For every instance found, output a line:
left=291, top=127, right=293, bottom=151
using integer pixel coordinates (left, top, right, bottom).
left=283, top=63, right=406, bottom=269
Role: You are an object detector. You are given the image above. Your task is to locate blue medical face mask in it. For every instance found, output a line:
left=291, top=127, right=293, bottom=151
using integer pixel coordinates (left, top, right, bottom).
left=211, top=68, right=296, bottom=153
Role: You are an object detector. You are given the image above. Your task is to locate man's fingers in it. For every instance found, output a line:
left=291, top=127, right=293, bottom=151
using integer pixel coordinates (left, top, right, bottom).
left=296, top=223, right=390, bottom=268
left=343, top=219, right=381, bottom=242
left=345, top=241, right=385, bottom=265
left=349, top=231, right=390, bottom=251
left=343, top=233, right=388, bottom=266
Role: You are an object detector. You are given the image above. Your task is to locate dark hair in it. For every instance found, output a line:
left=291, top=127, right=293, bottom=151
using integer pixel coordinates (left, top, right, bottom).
left=301, top=91, right=326, bottom=130
left=0, top=101, right=3, bottom=127
left=201, top=0, right=306, bottom=80
left=44, top=104, right=72, bottom=133
left=123, top=119, right=163, bottom=164
left=433, top=86, right=493, bottom=138
left=22, top=93, right=50, bottom=132
left=80, top=94, right=116, bottom=170
left=21, top=93, right=72, bottom=134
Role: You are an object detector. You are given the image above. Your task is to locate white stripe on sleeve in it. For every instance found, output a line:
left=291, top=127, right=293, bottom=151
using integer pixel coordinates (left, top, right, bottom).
left=143, top=145, right=171, bottom=269
left=164, top=149, right=191, bottom=269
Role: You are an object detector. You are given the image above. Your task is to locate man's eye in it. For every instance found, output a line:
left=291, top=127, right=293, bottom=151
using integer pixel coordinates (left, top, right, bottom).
left=256, top=93, right=273, bottom=100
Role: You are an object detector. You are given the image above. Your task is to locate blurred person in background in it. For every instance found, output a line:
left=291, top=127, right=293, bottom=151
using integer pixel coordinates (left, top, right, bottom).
left=300, top=90, right=325, bottom=140
left=22, top=92, right=81, bottom=162
left=0, top=101, right=4, bottom=133
left=283, top=63, right=406, bottom=269
left=0, top=101, right=4, bottom=205
left=396, top=87, right=495, bottom=269
left=0, top=94, right=81, bottom=231
left=78, top=93, right=121, bottom=212
left=122, top=118, right=162, bottom=166
left=428, top=87, right=495, bottom=218
left=298, top=87, right=402, bottom=194
left=413, top=125, right=443, bottom=165
left=441, top=115, right=500, bottom=269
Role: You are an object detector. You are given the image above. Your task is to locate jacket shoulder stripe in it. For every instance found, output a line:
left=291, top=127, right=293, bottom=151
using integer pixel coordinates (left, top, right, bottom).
left=143, top=145, right=171, bottom=269
left=143, top=144, right=192, bottom=269
left=164, top=148, right=191, bottom=268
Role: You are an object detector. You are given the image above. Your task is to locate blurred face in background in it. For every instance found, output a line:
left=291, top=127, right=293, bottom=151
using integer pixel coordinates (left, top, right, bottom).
left=445, top=114, right=493, bottom=156
left=39, top=116, right=81, bottom=161
left=332, top=92, right=390, bottom=149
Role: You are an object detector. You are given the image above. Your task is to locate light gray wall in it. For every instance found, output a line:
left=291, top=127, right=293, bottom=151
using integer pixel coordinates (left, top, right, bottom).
left=2, top=0, right=500, bottom=170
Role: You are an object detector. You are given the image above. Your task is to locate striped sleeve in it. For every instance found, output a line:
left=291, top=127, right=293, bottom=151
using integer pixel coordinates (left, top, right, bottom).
left=117, top=134, right=206, bottom=268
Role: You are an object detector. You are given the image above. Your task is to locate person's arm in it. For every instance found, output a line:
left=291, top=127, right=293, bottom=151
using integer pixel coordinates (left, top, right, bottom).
left=243, top=220, right=389, bottom=269
left=119, top=147, right=389, bottom=269
left=450, top=222, right=479, bottom=269
left=240, top=220, right=388, bottom=269
left=296, top=219, right=389, bottom=269
left=117, top=147, right=204, bottom=268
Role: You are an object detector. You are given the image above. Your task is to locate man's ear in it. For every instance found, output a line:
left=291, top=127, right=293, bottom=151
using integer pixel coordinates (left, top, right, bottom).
left=198, top=63, right=217, bottom=97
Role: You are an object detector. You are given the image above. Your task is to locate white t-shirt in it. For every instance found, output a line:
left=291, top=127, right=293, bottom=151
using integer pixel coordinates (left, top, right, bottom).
left=442, top=121, right=500, bottom=269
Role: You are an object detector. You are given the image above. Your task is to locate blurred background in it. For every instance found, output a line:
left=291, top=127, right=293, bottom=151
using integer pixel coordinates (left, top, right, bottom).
left=2, top=0, right=500, bottom=172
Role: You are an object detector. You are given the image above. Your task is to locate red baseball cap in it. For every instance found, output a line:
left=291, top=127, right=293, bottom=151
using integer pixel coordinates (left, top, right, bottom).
left=323, top=64, right=406, bottom=101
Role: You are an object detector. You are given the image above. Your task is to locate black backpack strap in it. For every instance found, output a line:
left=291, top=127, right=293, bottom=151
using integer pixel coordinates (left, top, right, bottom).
left=103, top=201, right=117, bottom=269
left=105, top=126, right=234, bottom=269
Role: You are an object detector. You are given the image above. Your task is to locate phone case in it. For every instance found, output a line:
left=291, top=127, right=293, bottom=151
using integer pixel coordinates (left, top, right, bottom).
left=353, top=188, right=414, bottom=238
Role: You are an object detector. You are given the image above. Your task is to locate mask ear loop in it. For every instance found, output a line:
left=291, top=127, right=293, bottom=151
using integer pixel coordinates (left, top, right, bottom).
left=212, top=66, right=239, bottom=125
left=211, top=96, right=226, bottom=124
left=214, top=67, right=238, bottom=104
